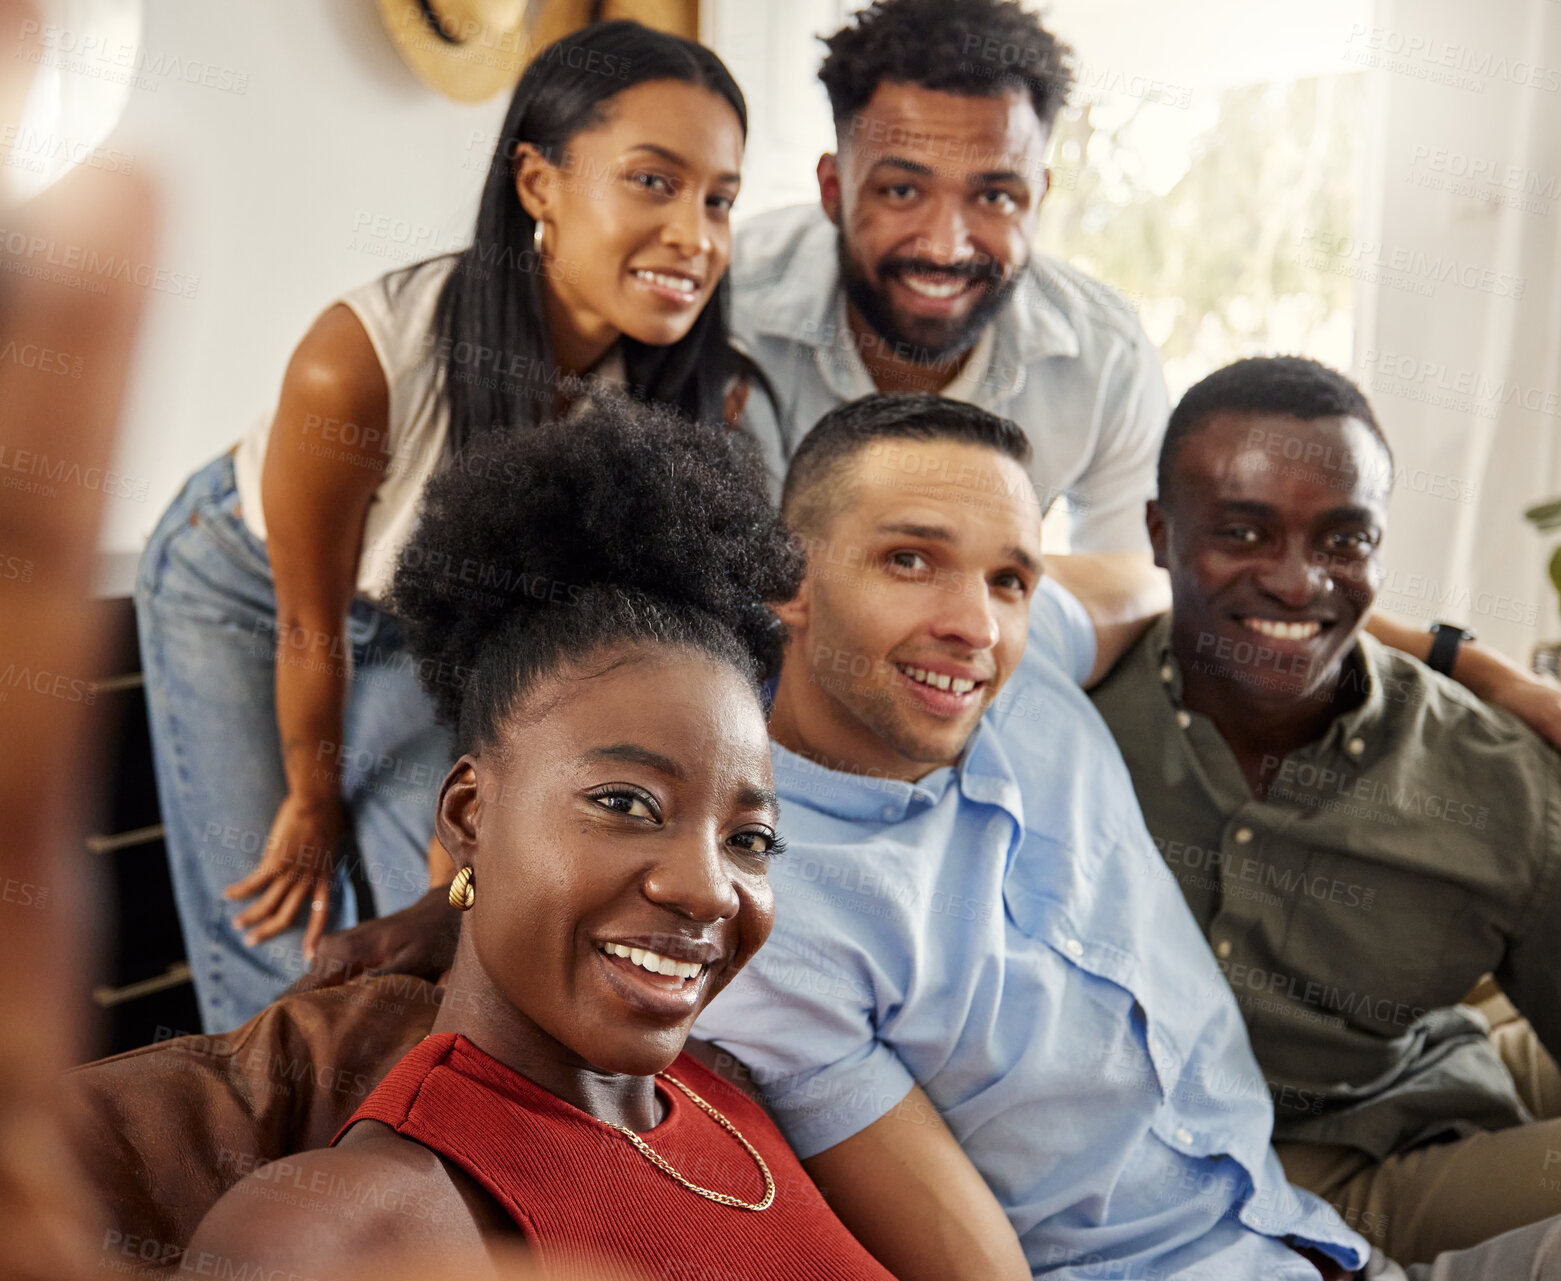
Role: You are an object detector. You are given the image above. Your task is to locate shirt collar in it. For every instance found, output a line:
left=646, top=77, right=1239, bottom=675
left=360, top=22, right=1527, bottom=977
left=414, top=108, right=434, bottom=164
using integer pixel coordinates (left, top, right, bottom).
left=938, top=324, right=997, bottom=403
left=769, top=721, right=1023, bottom=827
left=1318, top=631, right=1388, bottom=763
left=1150, top=613, right=1386, bottom=767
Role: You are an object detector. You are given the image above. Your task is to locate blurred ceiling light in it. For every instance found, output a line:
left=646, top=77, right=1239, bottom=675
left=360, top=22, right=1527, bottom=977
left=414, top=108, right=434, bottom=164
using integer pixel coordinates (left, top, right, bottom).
left=3, top=0, right=142, bottom=204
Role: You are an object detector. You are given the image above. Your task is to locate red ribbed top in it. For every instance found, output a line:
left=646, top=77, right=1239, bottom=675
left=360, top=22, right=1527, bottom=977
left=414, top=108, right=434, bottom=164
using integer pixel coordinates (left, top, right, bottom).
left=335, top=1033, right=894, bottom=1280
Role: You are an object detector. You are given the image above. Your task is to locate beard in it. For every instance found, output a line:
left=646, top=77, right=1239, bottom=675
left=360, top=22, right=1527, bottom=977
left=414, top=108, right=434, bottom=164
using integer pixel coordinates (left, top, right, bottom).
left=837, top=236, right=1021, bottom=367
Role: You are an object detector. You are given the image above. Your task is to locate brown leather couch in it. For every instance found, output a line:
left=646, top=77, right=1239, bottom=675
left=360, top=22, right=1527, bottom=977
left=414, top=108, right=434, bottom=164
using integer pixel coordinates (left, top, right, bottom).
left=65, top=974, right=438, bottom=1272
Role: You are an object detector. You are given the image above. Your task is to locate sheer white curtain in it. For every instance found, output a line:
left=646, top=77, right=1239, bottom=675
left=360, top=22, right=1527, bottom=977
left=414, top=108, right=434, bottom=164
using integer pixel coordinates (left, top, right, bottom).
left=1353, top=0, right=1561, bottom=663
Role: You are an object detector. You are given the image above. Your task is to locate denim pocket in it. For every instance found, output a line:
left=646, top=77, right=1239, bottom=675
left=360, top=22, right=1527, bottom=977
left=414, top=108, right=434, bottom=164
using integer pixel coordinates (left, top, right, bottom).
left=191, top=485, right=272, bottom=583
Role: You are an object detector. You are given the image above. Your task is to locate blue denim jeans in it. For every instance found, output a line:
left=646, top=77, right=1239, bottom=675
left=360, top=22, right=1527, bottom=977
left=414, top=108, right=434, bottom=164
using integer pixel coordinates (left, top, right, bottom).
left=135, top=452, right=452, bottom=1031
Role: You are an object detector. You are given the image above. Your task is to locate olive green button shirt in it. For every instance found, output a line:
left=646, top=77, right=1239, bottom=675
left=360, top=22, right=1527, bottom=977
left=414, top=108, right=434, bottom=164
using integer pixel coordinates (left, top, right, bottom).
left=1091, top=614, right=1561, bottom=1158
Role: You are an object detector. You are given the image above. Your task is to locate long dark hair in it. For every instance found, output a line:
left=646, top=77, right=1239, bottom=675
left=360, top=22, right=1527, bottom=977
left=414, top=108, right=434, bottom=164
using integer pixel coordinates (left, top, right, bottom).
left=431, top=20, right=748, bottom=453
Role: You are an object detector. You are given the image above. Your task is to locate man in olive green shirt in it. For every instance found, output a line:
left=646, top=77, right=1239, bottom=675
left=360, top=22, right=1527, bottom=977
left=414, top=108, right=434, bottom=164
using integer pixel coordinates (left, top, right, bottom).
left=1091, top=356, right=1561, bottom=1266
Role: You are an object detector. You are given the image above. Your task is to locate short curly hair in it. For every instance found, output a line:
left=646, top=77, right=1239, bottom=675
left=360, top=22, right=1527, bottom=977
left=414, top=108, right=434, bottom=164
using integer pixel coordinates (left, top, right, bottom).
left=391, top=399, right=803, bottom=755
left=1158, top=356, right=1392, bottom=505
left=819, top=0, right=1074, bottom=132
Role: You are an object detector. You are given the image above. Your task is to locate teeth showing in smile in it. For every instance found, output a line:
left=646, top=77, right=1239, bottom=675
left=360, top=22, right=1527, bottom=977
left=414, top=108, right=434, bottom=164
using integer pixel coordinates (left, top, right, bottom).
left=899, top=665, right=977, bottom=694
left=601, top=942, right=703, bottom=980
left=899, top=273, right=968, bottom=299
left=1241, top=618, right=1322, bottom=641
left=632, top=269, right=698, bottom=297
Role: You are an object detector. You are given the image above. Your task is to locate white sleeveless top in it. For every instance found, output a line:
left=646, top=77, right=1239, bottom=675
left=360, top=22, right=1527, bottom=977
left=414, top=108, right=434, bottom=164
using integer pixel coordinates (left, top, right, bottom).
left=232, top=256, right=624, bottom=605
left=232, top=255, right=457, bottom=604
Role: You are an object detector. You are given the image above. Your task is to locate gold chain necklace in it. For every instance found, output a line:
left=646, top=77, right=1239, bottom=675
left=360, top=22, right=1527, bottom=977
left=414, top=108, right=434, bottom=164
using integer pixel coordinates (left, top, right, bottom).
left=611, top=1072, right=776, bottom=1211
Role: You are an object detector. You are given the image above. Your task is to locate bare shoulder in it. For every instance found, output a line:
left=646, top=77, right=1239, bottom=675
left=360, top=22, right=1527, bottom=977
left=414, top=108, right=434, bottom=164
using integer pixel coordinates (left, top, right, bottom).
left=186, top=1122, right=497, bottom=1276
left=263, top=300, right=390, bottom=516
left=286, top=301, right=385, bottom=408
left=268, top=301, right=390, bottom=463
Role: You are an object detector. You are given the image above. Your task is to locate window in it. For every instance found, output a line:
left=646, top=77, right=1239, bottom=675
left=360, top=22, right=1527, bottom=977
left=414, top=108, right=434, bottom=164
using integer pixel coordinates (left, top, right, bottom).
left=1037, top=71, right=1367, bottom=403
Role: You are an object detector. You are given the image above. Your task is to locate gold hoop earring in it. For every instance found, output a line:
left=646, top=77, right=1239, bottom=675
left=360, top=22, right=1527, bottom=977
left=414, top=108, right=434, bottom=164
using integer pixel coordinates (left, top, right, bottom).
left=448, top=865, right=475, bottom=911
left=532, top=219, right=545, bottom=256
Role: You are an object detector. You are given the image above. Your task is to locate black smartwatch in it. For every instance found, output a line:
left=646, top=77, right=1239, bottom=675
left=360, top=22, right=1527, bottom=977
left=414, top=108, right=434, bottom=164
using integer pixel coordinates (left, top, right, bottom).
left=1427, top=622, right=1476, bottom=676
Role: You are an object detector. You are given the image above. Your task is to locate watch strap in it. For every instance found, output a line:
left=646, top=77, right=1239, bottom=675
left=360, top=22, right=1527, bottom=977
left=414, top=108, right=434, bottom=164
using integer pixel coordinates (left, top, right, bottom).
left=1427, top=622, right=1475, bottom=676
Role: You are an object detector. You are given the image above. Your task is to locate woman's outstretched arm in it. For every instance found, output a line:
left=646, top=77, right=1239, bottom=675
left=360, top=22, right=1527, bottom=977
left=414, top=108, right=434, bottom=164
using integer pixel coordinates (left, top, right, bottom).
left=225, top=304, right=390, bottom=954
left=186, top=1133, right=495, bottom=1279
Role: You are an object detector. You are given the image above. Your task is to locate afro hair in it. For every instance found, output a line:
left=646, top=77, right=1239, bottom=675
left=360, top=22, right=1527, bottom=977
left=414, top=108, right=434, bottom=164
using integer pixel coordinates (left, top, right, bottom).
left=391, top=397, right=803, bottom=754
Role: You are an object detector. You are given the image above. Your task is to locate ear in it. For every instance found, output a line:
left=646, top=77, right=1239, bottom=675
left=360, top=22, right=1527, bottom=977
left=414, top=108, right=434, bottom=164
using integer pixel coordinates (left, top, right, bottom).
left=1146, top=499, right=1171, bottom=572
left=513, top=141, right=559, bottom=228
left=434, top=756, right=482, bottom=874
left=771, top=573, right=812, bottom=634
left=817, top=152, right=843, bottom=226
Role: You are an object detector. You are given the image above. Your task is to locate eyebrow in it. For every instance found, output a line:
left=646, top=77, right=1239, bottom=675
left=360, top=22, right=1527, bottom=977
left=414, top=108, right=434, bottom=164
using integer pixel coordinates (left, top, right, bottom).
left=737, top=784, right=780, bottom=816
left=1213, top=500, right=1381, bottom=526
left=627, top=143, right=741, bottom=185
left=1320, top=505, right=1381, bottom=526
left=585, top=743, right=687, bottom=780
left=586, top=745, right=778, bottom=815
left=1212, top=500, right=1277, bottom=520
left=970, top=168, right=1028, bottom=186
left=867, top=156, right=1031, bottom=188
left=869, top=156, right=937, bottom=179
left=876, top=520, right=1041, bottom=576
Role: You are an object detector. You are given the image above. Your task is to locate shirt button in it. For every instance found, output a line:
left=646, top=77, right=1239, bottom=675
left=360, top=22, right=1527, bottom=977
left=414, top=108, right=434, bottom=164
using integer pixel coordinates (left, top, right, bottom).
left=1215, top=939, right=1233, bottom=959
left=1233, top=826, right=1254, bottom=845
left=1064, top=938, right=1084, bottom=958
left=1174, top=1127, right=1194, bottom=1146
left=882, top=805, right=896, bottom=820
left=1175, top=710, right=1192, bottom=729
left=1346, top=736, right=1366, bottom=756
left=1159, top=663, right=1174, bottom=683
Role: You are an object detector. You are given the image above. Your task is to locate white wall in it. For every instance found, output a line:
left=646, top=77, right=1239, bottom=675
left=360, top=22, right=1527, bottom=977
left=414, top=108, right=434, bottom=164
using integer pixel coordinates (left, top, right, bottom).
left=99, top=1, right=506, bottom=558
left=704, top=0, right=859, bottom=218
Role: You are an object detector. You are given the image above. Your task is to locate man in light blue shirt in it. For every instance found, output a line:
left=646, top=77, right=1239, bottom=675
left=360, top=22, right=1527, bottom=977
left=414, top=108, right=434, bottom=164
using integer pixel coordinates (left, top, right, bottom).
left=695, top=391, right=1366, bottom=1279
left=695, top=393, right=1561, bottom=1279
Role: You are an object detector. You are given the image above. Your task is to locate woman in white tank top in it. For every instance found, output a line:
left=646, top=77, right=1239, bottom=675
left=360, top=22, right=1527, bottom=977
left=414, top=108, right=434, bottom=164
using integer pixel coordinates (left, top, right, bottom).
left=135, top=21, right=764, bottom=1032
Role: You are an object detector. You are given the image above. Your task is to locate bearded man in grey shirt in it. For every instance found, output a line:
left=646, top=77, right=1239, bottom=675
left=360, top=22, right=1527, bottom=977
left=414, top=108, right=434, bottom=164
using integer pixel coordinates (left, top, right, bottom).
left=1091, top=356, right=1561, bottom=1266
left=730, top=0, right=1169, bottom=555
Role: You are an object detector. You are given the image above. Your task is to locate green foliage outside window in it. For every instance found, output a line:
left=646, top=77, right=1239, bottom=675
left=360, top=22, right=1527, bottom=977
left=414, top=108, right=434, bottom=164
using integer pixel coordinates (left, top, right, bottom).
left=1037, top=73, right=1366, bottom=402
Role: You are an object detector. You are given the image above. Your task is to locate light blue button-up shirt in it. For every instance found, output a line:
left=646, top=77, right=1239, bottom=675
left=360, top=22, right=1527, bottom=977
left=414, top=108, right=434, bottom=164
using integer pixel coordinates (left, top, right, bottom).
left=696, top=583, right=1367, bottom=1278
left=730, top=204, right=1170, bottom=553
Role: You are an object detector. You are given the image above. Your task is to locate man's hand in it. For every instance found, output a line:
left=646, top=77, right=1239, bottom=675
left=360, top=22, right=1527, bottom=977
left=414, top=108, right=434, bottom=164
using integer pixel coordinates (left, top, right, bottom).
left=282, top=883, right=461, bottom=996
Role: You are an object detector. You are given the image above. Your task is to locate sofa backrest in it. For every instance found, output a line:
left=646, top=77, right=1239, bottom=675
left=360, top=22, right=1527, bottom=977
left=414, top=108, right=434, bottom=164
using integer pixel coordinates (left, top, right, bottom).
left=65, top=974, right=439, bottom=1272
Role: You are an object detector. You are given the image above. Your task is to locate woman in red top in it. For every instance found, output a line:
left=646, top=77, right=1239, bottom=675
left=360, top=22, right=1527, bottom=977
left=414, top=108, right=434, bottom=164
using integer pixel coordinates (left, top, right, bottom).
left=185, top=399, right=897, bottom=1280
